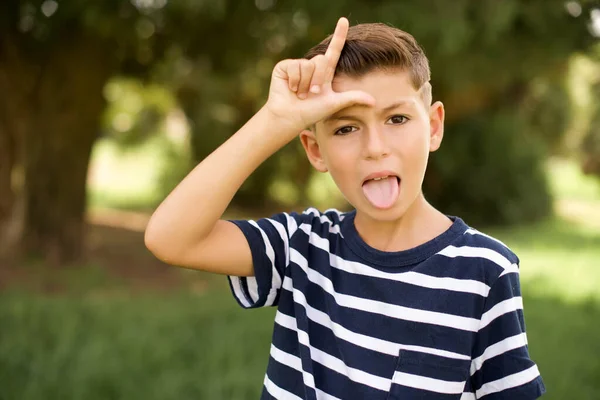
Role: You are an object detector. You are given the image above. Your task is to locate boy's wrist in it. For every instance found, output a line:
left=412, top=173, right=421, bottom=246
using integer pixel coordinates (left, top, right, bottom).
left=259, top=103, right=305, bottom=139
left=227, top=105, right=303, bottom=160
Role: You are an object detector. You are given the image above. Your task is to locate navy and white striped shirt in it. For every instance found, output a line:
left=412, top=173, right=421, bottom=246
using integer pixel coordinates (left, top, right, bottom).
left=227, top=208, right=545, bottom=399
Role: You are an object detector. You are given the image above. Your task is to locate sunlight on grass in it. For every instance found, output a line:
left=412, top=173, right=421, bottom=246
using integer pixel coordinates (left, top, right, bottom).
left=548, top=157, right=600, bottom=202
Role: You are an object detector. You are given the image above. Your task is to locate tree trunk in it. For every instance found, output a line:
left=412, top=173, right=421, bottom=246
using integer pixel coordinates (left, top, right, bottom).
left=0, top=34, right=113, bottom=265
left=0, top=122, right=22, bottom=261
left=0, top=36, right=31, bottom=262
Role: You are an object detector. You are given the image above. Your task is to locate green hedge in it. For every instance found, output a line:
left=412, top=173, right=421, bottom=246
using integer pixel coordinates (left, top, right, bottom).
left=424, top=109, right=552, bottom=227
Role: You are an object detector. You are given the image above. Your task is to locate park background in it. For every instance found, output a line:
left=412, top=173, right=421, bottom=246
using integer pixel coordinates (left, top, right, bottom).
left=1, top=1, right=600, bottom=399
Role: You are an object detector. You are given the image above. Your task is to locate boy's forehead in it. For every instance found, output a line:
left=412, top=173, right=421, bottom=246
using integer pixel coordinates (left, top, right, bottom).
left=332, top=69, right=416, bottom=93
left=331, top=69, right=421, bottom=108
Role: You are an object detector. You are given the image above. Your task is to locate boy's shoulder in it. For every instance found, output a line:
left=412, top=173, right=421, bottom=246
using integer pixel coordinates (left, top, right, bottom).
left=446, top=219, right=521, bottom=287
left=455, top=222, right=520, bottom=265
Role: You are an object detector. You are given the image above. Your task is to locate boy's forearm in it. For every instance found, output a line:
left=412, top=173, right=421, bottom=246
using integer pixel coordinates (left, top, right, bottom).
left=144, top=105, right=296, bottom=252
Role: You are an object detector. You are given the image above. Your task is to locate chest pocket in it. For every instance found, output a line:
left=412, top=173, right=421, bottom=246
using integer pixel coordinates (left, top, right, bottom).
left=386, top=350, right=470, bottom=400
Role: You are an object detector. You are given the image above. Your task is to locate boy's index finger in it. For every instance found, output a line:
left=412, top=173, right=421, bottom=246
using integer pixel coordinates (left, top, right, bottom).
left=324, top=17, right=349, bottom=81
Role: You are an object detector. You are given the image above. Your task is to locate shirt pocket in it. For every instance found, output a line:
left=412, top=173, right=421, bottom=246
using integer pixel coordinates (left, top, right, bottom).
left=386, top=350, right=471, bottom=400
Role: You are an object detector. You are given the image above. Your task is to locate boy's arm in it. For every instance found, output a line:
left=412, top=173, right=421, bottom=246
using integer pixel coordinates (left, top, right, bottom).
left=144, top=107, right=294, bottom=276
left=144, top=17, right=374, bottom=277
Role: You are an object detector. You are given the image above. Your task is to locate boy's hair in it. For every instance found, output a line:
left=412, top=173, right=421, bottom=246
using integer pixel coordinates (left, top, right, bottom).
left=304, top=22, right=432, bottom=106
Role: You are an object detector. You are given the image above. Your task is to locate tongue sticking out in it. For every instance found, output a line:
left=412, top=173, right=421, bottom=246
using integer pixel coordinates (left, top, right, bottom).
left=362, top=177, right=399, bottom=209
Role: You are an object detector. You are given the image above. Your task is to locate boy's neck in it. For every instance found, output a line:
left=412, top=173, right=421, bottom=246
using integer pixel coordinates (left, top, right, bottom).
left=353, top=193, right=452, bottom=253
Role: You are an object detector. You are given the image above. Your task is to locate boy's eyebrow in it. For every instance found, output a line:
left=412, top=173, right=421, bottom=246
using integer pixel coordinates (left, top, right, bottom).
left=380, top=100, right=414, bottom=113
left=322, top=100, right=414, bottom=124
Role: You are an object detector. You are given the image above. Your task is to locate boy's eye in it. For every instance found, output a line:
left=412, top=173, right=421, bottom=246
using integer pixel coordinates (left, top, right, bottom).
left=334, top=126, right=358, bottom=135
left=387, top=115, right=408, bottom=125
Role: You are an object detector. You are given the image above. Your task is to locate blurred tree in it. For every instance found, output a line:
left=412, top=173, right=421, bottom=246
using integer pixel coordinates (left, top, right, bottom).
left=0, top=2, right=121, bottom=263
left=0, top=0, right=241, bottom=263
left=581, top=80, right=600, bottom=176
left=581, top=125, right=600, bottom=176
left=521, top=77, right=572, bottom=155
left=0, top=0, right=598, bottom=265
left=425, top=108, right=552, bottom=226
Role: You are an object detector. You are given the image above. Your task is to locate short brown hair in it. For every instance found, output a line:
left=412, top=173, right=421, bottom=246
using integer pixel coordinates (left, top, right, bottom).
left=304, top=22, right=432, bottom=105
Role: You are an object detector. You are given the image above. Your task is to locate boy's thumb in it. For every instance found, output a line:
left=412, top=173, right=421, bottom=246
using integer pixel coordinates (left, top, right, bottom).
left=329, top=90, right=376, bottom=113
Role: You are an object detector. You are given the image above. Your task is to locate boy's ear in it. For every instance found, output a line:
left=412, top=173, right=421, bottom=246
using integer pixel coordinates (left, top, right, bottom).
left=429, top=101, right=445, bottom=152
left=299, top=129, right=328, bottom=173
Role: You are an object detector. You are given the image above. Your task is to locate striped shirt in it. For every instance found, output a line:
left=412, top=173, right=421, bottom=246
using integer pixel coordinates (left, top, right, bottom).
left=227, top=208, right=545, bottom=399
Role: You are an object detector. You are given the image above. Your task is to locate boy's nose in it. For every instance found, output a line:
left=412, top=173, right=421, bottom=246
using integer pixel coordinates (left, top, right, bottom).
left=363, top=127, right=390, bottom=160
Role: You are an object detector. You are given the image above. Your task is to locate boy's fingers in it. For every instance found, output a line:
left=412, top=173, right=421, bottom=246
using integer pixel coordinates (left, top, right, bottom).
left=297, top=59, right=315, bottom=99
left=309, top=55, right=328, bottom=94
left=328, top=90, right=375, bottom=114
left=286, top=60, right=301, bottom=92
left=324, top=17, right=349, bottom=82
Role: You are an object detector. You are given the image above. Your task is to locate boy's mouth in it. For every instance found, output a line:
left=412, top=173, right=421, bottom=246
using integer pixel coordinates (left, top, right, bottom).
left=361, top=172, right=401, bottom=209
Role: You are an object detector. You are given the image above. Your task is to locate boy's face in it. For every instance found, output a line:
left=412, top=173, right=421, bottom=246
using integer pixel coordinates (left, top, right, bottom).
left=300, top=69, right=444, bottom=221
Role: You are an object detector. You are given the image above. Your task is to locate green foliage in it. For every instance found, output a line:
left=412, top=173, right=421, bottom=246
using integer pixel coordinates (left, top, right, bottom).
left=424, top=108, right=552, bottom=226
left=581, top=123, right=600, bottom=176
left=102, top=78, right=177, bottom=146
left=580, top=80, right=600, bottom=177
left=154, top=136, right=195, bottom=204
left=522, top=77, right=573, bottom=155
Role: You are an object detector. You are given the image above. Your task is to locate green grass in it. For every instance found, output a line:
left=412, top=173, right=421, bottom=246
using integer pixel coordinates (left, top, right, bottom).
left=0, top=288, right=276, bottom=400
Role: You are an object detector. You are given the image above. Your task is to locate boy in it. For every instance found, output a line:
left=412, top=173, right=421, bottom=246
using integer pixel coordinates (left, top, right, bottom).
left=145, top=17, right=545, bottom=400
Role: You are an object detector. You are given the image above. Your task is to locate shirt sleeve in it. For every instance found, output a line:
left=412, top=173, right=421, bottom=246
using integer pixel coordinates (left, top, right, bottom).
left=469, top=268, right=546, bottom=399
left=226, top=211, right=302, bottom=309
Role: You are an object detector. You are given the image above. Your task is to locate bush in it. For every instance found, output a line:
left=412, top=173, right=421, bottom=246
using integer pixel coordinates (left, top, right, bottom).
left=424, top=108, right=552, bottom=227
left=580, top=83, right=600, bottom=177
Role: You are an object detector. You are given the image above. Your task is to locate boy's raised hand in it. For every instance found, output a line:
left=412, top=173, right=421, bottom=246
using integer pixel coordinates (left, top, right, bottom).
left=265, top=17, right=375, bottom=134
